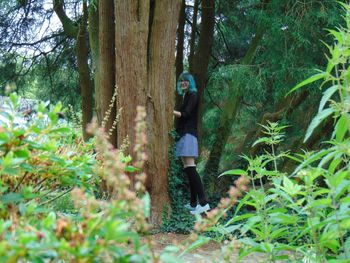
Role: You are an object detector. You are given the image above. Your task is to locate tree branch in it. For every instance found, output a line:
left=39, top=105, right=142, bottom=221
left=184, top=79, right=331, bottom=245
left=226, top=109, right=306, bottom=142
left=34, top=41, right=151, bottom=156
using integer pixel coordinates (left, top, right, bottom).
left=53, top=0, right=78, bottom=38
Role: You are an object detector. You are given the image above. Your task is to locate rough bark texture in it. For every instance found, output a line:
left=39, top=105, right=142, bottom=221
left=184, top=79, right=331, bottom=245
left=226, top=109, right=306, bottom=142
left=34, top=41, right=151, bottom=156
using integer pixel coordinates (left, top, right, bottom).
left=99, top=0, right=117, bottom=145
left=191, top=0, right=215, bottom=141
left=115, top=0, right=181, bottom=226
left=175, top=0, right=185, bottom=80
left=53, top=0, right=94, bottom=141
left=53, top=0, right=78, bottom=38
left=76, top=3, right=93, bottom=141
left=174, top=0, right=186, bottom=126
left=88, top=5, right=100, bottom=119
left=188, top=0, right=199, bottom=72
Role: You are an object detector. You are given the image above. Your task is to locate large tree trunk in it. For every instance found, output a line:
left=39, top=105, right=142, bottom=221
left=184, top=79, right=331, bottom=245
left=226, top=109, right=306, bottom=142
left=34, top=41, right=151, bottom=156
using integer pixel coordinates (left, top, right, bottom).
left=99, top=0, right=117, bottom=145
left=76, top=2, right=93, bottom=140
left=191, top=0, right=215, bottom=141
left=115, top=0, right=181, bottom=226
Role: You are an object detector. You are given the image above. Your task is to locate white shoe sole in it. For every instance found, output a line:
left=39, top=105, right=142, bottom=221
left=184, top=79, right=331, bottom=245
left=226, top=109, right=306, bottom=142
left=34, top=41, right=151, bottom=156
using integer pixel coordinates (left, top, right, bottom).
left=190, top=204, right=210, bottom=215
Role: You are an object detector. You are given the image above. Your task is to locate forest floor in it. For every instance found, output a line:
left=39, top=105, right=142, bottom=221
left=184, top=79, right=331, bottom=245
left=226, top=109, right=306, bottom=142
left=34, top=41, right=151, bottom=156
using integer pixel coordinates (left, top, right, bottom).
left=145, top=233, right=271, bottom=262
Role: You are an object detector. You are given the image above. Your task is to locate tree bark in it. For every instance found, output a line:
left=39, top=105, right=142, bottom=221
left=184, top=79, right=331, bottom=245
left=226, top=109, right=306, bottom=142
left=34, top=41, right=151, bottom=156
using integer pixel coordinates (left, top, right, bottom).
left=174, top=0, right=186, bottom=126
left=115, top=0, right=181, bottom=226
left=188, top=0, right=199, bottom=72
left=76, top=2, right=93, bottom=141
left=88, top=4, right=100, bottom=119
left=53, top=0, right=94, bottom=140
left=99, top=0, right=117, bottom=145
left=175, top=0, right=185, bottom=80
left=191, top=0, right=215, bottom=141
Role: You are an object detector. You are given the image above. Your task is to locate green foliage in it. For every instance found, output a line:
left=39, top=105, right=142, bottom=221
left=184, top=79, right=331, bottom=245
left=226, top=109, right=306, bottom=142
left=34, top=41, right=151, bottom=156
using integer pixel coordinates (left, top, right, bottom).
left=194, top=4, right=350, bottom=261
left=162, top=136, right=196, bottom=233
left=0, top=94, right=96, bottom=208
left=0, top=95, right=183, bottom=262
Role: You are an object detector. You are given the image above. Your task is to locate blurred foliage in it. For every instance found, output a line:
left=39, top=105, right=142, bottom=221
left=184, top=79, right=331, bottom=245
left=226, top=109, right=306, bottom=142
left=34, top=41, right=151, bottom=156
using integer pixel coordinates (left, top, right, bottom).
left=0, top=95, right=185, bottom=262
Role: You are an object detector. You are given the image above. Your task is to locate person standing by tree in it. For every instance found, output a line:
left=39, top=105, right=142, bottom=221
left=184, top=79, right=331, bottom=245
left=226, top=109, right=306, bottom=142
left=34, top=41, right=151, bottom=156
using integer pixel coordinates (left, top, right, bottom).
left=173, top=72, right=210, bottom=215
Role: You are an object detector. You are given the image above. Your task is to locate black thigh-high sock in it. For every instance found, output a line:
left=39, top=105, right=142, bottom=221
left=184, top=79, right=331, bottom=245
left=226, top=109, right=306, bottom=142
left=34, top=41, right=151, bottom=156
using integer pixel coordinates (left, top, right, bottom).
left=184, top=168, right=197, bottom=207
left=185, top=166, right=207, bottom=206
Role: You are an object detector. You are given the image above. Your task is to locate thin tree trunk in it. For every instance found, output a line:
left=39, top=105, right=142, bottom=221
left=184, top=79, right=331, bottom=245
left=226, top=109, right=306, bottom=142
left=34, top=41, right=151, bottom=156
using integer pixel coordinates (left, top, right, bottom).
left=99, top=0, right=117, bottom=145
left=53, top=0, right=94, bottom=140
left=191, top=0, right=215, bottom=142
left=175, top=0, right=186, bottom=126
left=176, top=0, right=185, bottom=80
left=188, top=0, right=199, bottom=72
left=88, top=4, right=100, bottom=120
left=76, top=2, right=93, bottom=140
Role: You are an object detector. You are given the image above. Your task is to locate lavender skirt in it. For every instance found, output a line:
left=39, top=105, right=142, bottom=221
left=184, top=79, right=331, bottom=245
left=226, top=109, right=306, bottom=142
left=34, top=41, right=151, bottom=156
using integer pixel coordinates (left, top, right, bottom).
left=175, top=133, right=198, bottom=158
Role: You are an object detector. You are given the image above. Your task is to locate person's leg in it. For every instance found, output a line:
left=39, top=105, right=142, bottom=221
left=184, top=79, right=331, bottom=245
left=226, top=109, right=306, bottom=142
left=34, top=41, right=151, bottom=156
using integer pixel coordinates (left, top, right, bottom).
left=182, top=157, right=197, bottom=207
left=182, top=157, right=208, bottom=206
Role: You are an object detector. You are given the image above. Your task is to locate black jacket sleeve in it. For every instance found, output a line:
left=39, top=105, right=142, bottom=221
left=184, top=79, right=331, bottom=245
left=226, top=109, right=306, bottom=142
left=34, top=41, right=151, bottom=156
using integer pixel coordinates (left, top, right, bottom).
left=180, top=92, right=198, bottom=119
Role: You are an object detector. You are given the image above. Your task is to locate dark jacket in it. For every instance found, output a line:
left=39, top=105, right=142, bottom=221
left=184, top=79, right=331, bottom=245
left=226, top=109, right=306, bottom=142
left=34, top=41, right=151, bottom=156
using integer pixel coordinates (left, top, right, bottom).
left=176, top=91, right=198, bottom=138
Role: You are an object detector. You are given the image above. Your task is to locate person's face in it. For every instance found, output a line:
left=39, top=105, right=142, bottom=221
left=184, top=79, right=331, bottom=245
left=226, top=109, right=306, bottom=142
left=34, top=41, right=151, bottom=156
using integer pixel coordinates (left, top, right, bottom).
left=180, top=79, right=189, bottom=91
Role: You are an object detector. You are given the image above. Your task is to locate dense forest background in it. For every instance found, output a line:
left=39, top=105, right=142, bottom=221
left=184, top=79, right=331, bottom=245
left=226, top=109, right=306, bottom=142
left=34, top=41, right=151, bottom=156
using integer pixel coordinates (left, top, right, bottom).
left=0, top=0, right=344, bottom=194
left=1, top=0, right=350, bottom=261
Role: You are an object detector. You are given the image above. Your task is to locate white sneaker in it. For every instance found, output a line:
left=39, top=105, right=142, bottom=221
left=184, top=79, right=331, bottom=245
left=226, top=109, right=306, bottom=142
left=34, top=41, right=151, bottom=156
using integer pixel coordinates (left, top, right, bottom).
left=184, top=203, right=198, bottom=210
left=190, top=203, right=210, bottom=215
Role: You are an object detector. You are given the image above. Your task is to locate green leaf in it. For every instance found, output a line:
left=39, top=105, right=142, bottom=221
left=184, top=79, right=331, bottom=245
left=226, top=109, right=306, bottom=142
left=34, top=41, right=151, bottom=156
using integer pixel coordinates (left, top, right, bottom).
left=141, top=192, right=151, bottom=218
left=225, top=213, right=255, bottom=226
left=1, top=193, right=23, bottom=203
left=292, top=149, right=332, bottom=176
left=335, top=114, right=350, bottom=142
left=218, top=169, right=247, bottom=178
left=287, top=71, right=328, bottom=95
left=269, top=212, right=298, bottom=225
left=251, top=137, right=270, bottom=147
left=304, top=108, right=334, bottom=142
left=14, top=149, right=30, bottom=159
left=124, top=165, right=140, bottom=173
left=281, top=176, right=301, bottom=196
left=306, top=198, right=332, bottom=208
left=0, top=132, right=10, bottom=146
left=318, top=85, right=339, bottom=112
left=49, top=127, right=70, bottom=134
left=179, top=235, right=210, bottom=256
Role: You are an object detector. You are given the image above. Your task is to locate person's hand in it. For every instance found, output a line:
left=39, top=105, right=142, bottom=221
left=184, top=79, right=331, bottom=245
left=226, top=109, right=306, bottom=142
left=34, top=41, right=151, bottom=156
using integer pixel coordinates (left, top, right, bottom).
left=173, top=110, right=181, bottom=118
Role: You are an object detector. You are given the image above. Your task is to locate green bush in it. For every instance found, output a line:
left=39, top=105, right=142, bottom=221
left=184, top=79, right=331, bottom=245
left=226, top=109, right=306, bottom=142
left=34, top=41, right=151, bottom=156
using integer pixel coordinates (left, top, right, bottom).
left=0, top=99, right=181, bottom=262
left=193, top=3, right=350, bottom=262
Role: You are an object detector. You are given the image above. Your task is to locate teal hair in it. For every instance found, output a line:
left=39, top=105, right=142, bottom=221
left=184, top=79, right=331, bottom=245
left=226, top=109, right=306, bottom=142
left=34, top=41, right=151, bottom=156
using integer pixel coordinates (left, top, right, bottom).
left=176, top=72, right=197, bottom=95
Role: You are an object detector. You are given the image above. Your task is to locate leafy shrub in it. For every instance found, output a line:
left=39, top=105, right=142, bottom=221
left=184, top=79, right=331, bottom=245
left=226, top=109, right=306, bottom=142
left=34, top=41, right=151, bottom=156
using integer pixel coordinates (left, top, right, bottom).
left=0, top=100, right=181, bottom=262
left=193, top=3, right=350, bottom=262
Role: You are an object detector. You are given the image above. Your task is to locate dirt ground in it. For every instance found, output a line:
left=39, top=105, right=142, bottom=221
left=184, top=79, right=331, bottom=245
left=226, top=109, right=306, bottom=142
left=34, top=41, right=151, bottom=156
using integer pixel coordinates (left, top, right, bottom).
left=145, top=233, right=269, bottom=263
